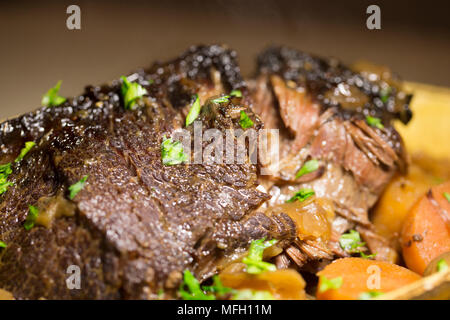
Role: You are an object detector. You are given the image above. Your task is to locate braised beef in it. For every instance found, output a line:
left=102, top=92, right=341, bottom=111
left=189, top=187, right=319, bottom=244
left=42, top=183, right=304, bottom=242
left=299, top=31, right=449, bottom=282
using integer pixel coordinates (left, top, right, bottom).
left=0, top=45, right=413, bottom=299
left=250, top=47, right=411, bottom=267
left=0, top=45, right=282, bottom=299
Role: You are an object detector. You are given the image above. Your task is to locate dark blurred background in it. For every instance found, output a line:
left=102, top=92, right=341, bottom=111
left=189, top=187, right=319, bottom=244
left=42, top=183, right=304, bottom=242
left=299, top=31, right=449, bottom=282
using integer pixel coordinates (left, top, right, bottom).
left=1, top=0, right=449, bottom=118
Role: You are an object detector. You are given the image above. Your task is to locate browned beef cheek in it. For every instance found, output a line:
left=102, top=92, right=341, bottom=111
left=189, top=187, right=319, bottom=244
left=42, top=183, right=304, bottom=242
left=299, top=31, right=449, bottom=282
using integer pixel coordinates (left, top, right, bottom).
left=248, top=47, right=412, bottom=270
left=0, top=45, right=294, bottom=299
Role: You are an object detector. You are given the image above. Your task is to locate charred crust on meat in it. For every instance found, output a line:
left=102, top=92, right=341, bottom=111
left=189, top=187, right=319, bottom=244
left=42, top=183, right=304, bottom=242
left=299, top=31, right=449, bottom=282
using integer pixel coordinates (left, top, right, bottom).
left=145, top=44, right=247, bottom=109
left=256, top=46, right=413, bottom=124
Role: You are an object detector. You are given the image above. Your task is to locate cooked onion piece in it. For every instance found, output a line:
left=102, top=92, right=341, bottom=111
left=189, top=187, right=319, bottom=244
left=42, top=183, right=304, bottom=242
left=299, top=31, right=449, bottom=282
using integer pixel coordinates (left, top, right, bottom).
left=220, top=269, right=306, bottom=300
left=267, top=197, right=334, bottom=241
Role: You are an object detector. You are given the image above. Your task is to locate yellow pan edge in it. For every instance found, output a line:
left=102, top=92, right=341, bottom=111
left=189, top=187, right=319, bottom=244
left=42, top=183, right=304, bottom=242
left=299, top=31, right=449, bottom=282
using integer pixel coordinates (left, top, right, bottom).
left=396, top=82, right=450, bottom=160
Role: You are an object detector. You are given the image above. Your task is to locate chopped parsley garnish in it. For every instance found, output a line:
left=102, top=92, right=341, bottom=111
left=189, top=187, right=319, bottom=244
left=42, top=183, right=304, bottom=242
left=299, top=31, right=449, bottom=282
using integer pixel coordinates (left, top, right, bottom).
left=185, top=94, right=201, bottom=126
left=230, top=89, right=242, bottom=98
left=0, top=163, right=12, bottom=175
left=0, top=179, right=13, bottom=195
left=232, top=289, right=274, bottom=300
left=178, top=270, right=274, bottom=300
left=161, top=136, right=188, bottom=165
left=202, top=275, right=233, bottom=297
left=211, top=95, right=230, bottom=104
left=286, top=188, right=315, bottom=203
left=42, top=81, right=66, bottom=107
left=380, top=86, right=391, bottom=104
left=15, top=141, right=35, bottom=163
left=443, top=192, right=450, bottom=203
left=24, top=205, right=39, bottom=230
left=68, top=175, right=89, bottom=200
left=318, top=276, right=343, bottom=293
left=0, top=141, right=35, bottom=196
left=239, top=111, right=254, bottom=129
left=0, top=174, right=13, bottom=192
left=0, top=241, right=6, bottom=249
left=339, top=230, right=365, bottom=253
left=360, top=252, right=377, bottom=259
left=437, top=259, right=448, bottom=272
left=210, top=90, right=243, bottom=104
left=366, top=116, right=384, bottom=129
left=295, top=159, right=319, bottom=179
left=242, top=238, right=277, bottom=274
left=359, top=291, right=384, bottom=300
left=179, top=270, right=215, bottom=300
left=0, top=163, right=13, bottom=195
left=120, top=76, right=148, bottom=110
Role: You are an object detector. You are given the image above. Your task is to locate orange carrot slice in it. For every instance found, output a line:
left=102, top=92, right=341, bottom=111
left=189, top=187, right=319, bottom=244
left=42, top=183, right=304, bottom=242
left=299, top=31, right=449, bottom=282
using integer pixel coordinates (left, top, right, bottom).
left=316, top=257, right=421, bottom=300
left=401, top=181, right=450, bottom=275
left=220, top=269, right=306, bottom=300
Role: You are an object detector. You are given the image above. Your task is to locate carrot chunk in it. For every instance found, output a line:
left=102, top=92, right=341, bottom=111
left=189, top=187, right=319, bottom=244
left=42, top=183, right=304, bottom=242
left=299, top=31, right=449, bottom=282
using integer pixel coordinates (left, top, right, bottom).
left=401, top=181, right=450, bottom=274
left=316, top=257, right=421, bottom=300
left=220, top=269, right=306, bottom=300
